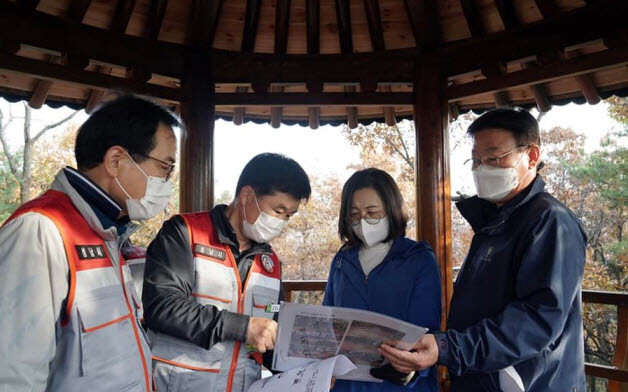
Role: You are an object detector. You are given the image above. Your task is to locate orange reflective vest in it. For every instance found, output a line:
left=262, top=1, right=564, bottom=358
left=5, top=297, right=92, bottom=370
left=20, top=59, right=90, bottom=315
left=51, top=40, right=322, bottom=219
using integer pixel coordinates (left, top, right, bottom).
left=4, top=190, right=152, bottom=392
left=150, top=212, right=282, bottom=392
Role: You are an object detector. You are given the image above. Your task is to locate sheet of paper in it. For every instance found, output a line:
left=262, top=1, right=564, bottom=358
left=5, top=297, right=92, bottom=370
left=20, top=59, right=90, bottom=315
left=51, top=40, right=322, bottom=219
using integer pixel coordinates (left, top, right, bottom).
left=272, top=302, right=428, bottom=382
left=248, top=355, right=356, bottom=392
left=499, top=366, right=525, bottom=392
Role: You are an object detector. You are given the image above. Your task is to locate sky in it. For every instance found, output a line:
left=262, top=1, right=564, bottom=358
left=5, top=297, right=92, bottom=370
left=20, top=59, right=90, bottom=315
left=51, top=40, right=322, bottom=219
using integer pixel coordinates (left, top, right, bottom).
left=0, top=98, right=622, bottom=200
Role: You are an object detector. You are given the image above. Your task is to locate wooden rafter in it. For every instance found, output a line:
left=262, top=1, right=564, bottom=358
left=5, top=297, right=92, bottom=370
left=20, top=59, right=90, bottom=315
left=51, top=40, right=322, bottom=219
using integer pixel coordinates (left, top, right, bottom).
left=459, top=0, right=483, bottom=37
left=363, top=0, right=385, bottom=52
left=447, top=46, right=628, bottom=101
left=16, top=0, right=40, bottom=11
left=404, top=0, right=440, bottom=49
left=271, top=0, right=291, bottom=128
left=85, top=66, right=112, bottom=114
left=534, top=0, right=561, bottom=19
left=345, top=85, right=358, bottom=128
left=335, top=0, right=353, bottom=54
left=241, top=0, right=262, bottom=53
left=3, top=0, right=627, bottom=84
left=29, top=0, right=92, bottom=109
left=145, top=0, right=168, bottom=41
left=574, top=74, right=601, bottom=105
left=187, top=0, right=223, bottom=48
left=111, top=0, right=137, bottom=34
left=274, top=0, right=291, bottom=54
left=493, top=0, right=518, bottom=30
left=306, top=0, right=320, bottom=54
left=67, top=0, right=91, bottom=23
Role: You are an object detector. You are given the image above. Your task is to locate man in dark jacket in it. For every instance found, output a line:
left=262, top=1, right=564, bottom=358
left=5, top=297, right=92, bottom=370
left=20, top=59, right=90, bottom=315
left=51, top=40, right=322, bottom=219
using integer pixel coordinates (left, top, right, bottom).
left=379, top=108, right=587, bottom=391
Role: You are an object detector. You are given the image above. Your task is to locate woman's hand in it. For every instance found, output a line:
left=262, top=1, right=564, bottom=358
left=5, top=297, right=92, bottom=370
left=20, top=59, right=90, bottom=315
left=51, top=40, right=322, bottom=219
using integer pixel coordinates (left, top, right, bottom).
left=378, top=334, right=439, bottom=373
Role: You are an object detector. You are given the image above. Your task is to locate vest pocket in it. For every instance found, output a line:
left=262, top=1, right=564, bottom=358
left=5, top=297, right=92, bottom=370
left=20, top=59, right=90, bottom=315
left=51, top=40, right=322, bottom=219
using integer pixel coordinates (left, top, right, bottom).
left=76, top=287, right=140, bottom=388
left=251, top=287, right=279, bottom=319
left=151, top=333, right=223, bottom=392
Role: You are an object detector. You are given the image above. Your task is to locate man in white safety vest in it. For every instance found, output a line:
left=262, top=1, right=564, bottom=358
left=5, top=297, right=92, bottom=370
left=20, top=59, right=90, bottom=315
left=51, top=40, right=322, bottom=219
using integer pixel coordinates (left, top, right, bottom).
left=0, top=95, right=179, bottom=392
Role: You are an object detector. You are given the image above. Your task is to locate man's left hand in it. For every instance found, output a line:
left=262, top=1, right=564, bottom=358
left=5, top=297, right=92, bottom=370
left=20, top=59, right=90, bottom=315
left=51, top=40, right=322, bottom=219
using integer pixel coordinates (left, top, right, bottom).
left=379, top=334, right=439, bottom=373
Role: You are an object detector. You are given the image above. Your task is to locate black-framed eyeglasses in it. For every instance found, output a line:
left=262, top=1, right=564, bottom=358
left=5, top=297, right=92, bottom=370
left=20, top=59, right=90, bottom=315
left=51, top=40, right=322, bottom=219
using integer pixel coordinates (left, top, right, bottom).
left=141, top=154, right=176, bottom=181
left=348, top=211, right=385, bottom=226
left=464, top=145, right=531, bottom=169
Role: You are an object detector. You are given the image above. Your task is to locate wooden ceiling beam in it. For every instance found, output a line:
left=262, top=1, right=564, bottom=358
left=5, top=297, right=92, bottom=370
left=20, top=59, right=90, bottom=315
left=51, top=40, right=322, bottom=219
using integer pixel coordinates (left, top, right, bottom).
left=306, top=0, right=320, bottom=54
left=335, top=0, right=353, bottom=53
left=145, top=0, right=168, bottom=41
left=0, top=52, right=179, bottom=101
left=67, top=0, right=91, bottom=23
left=271, top=0, right=291, bottom=128
left=441, top=0, right=628, bottom=77
left=459, top=0, right=483, bottom=37
left=85, top=65, right=112, bottom=113
left=380, top=85, right=396, bottom=125
left=187, top=0, right=223, bottom=48
left=345, top=85, right=358, bottom=128
left=241, top=0, right=262, bottom=53
left=363, top=0, right=385, bottom=52
left=403, top=0, right=440, bottom=50
left=274, top=0, right=291, bottom=54
left=574, top=74, right=601, bottom=105
left=493, top=90, right=510, bottom=107
left=447, top=46, right=628, bottom=101
left=493, top=0, right=518, bottom=30
left=111, top=0, right=136, bottom=34
left=2, top=0, right=627, bottom=84
left=534, top=0, right=561, bottom=19
left=16, top=0, right=40, bottom=11
left=29, top=0, right=92, bottom=109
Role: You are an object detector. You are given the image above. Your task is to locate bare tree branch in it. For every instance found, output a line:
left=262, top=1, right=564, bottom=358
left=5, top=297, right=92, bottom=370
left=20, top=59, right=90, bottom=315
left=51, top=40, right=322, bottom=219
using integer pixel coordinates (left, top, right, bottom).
left=31, top=110, right=78, bottom=143
left=0, top=106, right=19, bottom=179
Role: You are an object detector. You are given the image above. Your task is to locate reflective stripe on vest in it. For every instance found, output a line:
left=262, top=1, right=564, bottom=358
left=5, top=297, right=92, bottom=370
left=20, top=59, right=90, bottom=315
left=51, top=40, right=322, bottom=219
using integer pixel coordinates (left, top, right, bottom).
left=4, top=190, right=152, bottom=392
left=150, top=212, right=281, bottom=392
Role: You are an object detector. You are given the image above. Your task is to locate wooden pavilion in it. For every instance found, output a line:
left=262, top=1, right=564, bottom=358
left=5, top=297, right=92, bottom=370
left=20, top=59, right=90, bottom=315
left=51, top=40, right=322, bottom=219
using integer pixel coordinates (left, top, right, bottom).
left=0, top=0, right=627, bottom=388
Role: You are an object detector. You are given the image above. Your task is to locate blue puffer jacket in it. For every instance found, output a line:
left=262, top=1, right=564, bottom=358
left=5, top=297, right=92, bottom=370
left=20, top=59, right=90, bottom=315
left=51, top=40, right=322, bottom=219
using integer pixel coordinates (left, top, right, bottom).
left=434, top=176, right=587, bottom=391
left=323, top=236, right=441, bottom=392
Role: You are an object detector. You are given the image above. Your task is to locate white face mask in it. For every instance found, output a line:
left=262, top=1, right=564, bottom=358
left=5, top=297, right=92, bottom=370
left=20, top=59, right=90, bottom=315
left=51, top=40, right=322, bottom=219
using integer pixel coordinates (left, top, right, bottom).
left=472, top=151, right=531, bottom=203
left=241, top=193, right=287, bottom=243
left=353, top=217, right=390, bottom=247
left=116, top=152, right=173, bottom=221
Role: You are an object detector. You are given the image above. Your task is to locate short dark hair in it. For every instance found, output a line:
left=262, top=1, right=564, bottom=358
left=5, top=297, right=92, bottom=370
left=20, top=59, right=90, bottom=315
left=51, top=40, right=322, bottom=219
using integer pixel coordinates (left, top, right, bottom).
left=467, top=107, right=541, bottom=147
left=235, top=153, right=311, bottom=201
left=75, top=95, right=180, bottom=170
left=338, top=168, right=408, bottom=248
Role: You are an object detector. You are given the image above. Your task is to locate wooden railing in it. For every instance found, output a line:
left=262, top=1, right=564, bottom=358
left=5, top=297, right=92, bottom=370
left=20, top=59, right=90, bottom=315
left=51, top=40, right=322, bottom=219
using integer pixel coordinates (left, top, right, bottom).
left=582, top=290, right=628, bottom=390
left=282, top=281, right=628, bottom=388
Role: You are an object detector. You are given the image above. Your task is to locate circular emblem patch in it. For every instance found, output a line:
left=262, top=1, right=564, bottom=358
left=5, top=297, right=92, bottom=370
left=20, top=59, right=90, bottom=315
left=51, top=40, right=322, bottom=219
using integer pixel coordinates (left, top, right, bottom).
left=261, top=254, right=275, bottom=273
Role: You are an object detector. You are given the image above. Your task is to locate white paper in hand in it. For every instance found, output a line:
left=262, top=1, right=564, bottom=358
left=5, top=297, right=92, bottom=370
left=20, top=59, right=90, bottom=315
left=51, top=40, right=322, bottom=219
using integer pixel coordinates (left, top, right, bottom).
left=499, top=366, right=525, bottom=392
left=248, top=355, right=356, bottom=392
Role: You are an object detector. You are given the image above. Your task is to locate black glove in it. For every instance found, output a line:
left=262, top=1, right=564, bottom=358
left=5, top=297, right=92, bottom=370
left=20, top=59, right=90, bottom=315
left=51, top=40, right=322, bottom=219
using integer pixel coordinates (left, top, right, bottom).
left=370, top=364, right=416, bottom=386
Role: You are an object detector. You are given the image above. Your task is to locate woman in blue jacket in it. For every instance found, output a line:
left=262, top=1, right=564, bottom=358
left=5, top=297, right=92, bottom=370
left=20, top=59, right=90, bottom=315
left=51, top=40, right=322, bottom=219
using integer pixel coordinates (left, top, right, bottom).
left=323, top=168, right=441, bottom=392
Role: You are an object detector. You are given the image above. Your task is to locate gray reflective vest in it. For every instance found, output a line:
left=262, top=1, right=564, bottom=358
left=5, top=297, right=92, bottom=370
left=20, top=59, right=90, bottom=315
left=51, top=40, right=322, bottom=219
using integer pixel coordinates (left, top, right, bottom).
left=5, top=190, right=152, bottom=392
left=150, top=212, right=282, bottom=392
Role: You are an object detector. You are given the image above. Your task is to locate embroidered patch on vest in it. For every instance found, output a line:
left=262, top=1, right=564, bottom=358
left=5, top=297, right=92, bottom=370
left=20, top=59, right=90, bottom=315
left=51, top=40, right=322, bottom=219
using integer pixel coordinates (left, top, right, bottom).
left=261, top=254, right=275, bottom=273
left=75, top=245, right=106, bottom=260
left=194, top=244, right=226, bottom=261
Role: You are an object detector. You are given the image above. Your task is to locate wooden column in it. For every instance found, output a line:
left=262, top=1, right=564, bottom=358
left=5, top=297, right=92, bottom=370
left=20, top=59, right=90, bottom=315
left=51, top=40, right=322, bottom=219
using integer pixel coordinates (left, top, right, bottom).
left=180, top=52, right=215, bottom=213
left=414, top=56, right=453, bottom=330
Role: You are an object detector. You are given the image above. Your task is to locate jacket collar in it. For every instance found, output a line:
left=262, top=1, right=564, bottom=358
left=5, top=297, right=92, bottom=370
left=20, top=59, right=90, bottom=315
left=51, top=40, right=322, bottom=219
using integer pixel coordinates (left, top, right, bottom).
left=337, top=236, right=406, bottom=271
left=456, top=175, right=546, bottom=235
left=51, top=168, right=138, bottom=243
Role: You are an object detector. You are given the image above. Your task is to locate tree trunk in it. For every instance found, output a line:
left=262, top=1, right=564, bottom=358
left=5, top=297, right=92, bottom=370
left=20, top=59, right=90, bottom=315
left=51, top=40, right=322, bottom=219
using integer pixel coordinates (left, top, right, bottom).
left=20, top=104, right=32, bottom=204
left=20, top=140, right=33, bottom=204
